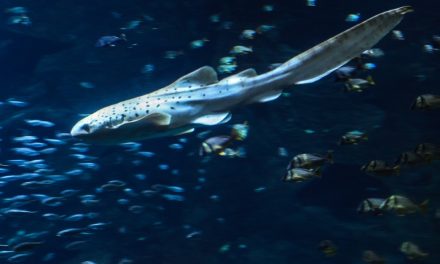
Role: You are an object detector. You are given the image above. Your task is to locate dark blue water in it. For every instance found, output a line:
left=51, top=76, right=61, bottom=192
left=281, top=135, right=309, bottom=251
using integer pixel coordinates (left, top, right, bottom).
left=0, top=0, right=439, bottom=263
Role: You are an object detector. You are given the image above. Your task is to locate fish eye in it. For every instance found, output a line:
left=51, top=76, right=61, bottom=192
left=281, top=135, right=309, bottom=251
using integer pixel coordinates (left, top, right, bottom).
left=81, top=124, right=90, bottom=133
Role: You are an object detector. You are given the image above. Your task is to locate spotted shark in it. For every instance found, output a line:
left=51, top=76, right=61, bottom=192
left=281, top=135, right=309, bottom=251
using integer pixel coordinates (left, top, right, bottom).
left=71, top=6, right=412, bottom=144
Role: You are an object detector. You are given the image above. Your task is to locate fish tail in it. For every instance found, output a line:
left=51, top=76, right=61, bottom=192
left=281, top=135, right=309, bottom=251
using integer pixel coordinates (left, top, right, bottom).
left=326, top=150, right=334, bottom=164
left=393, top=165, right=401, bottom=175
left=230, top=122, right=249, bottom=141
left=410, top=100, right=417, bottom=110
left=230, top=132, right=242, bottom=142
left=199, top=142, right=212, bottom=156
left=313, top=167, right=322, bottom=177
left=198, top=146, right=205, bottom=156
left=366, top=75, right=375, bottom=85
left=235, top=147, right=247, bottom=158
left=281, top=172, right=290, bottom=182
left=419, top=199, right=429, bottom=214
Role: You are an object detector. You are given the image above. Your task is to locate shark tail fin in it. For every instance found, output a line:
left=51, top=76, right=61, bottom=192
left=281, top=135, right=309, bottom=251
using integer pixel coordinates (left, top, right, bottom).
left=280, top=7, right=411, bottom=85
left=419, top=199, right=429, bottom=214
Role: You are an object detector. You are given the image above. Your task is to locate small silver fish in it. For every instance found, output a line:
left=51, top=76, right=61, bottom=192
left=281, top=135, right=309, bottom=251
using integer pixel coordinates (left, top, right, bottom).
left=414, top=143, right=440, bottom=160
left=339, top=130, right=368, bottom=145
left=288, top=151, right=333, bottom=170
left=12, top=241, right=44, bottom=252
left=64, top=240, right=87, bottom=250
left=5, top=7, right=28, bottom=15
left=256, top=25, right=275, bottom=34
left=95, top=34, right=126, bottom=47
left=357, top=198, right=386, bottom=215
left=380, top=195, right=429, bottom=216
left=335, top=66, right=357, bottom=81
left=7, top=253, right=32, bottom=263
left=392, top=30, right=405, bottom=40
left=240, top=30, right=256, bottom=40
left=400, top=241, right=429, bottom=260
left=121, top=20, right=142, bottom=30
left=362, top=48, right=385, bottom=58
left=410, top=94, right=440, bottom=110
left=219, top=56, right=236, bottom=65
left=25, top=119, right=55, bottom=127
left=163, top=50, right=184, bottom=59
left=344, top=76, right=375, bottom=92
left=262, top=5, right=274, bottom=12
left=199, top=135, right=233, bottom=156
left=231, top=122, right=249, bottom=141
left=190, top=39, right=208, bottom=49
left=283, top=167, right=321, bottom=182
left=230, top=45, right=253, bottom=55
left=395, top=151, right=429, bottom=166
left=318, top=240, right=337, bottom=257
left=361, top=160, right=400, bottom=176
left=8, top=15, right=31, bottom=26
left=3, top=209, right=37, bottom=217
left=217, top=64, right=237, bottom=74
left=12, top=148, right=40, bottom=157
left=346, top=13, right=361, bottom=22
left=7, top=99, right=28, bottom=107
left=219, top=147, right=246, bottom=158
left=209, top=14, right=220, bottom=23
left=56, top=228, right=87, bottom=238
left=362, top=250, right=386, bottom=264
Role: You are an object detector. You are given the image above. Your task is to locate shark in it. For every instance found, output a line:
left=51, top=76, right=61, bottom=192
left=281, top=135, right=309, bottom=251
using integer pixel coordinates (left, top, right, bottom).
left=71, top=6, right=412, bottom=144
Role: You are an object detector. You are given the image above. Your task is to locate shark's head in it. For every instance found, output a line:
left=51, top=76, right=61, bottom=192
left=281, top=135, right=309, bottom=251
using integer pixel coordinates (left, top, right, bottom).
left=71, top=106, right=177, bottom=144
left=70, top=111, right=110, bottom=143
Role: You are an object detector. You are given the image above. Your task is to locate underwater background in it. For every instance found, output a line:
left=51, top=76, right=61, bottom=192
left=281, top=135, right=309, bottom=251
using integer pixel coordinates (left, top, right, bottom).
left=0, top=0, right=439, bottom=263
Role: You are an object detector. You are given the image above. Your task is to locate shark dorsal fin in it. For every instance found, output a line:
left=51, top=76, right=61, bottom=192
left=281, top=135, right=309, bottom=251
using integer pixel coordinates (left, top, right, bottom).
left=235, top=68, right=257, bottom=78
left=219, top=68, right=257, bottom=84
left=174, top=66, right=218, bottom=88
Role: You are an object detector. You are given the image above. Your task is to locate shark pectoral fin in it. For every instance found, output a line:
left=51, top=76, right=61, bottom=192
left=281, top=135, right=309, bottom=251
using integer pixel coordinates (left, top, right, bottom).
left=252, top=90, right=283, bottom=103
left=234, top=68, right=257, bottom=78
left=192, top=112, right=231, bottom=126
left=113, top=112, right=171, bottom=129
left=174, top=66, right=219, bottom=88
left=145, top=112, right=172, bottom=126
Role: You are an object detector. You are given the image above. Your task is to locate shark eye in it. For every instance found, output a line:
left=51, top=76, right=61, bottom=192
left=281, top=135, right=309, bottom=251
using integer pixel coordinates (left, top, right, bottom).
left=81, top=124, right=90, bottom=133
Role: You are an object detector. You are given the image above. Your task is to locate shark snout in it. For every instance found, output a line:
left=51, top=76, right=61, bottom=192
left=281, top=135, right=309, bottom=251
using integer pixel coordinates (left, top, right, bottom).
left=70, top=121, right=91, bottom=138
